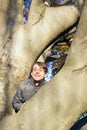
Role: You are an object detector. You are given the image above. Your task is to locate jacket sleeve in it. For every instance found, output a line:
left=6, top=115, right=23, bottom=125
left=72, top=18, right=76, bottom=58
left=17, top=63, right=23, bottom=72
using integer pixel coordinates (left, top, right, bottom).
left=12, top=86, right=25, bottom=113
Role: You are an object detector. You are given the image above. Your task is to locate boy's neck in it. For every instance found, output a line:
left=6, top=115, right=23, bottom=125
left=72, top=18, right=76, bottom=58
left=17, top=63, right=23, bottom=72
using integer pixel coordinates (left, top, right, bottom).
left=34, top=79, right=43, bottom=86
left=35, top=82, right=40, bottom=86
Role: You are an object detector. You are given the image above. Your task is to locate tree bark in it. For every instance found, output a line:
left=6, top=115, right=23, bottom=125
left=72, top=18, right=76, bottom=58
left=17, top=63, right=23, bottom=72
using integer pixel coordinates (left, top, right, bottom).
left=0, top=0, right=86, bottom=130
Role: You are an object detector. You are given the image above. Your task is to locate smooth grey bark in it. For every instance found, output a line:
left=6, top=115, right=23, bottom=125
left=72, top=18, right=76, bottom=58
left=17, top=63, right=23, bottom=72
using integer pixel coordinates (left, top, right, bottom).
left=0, top=0, right=86, bottom=130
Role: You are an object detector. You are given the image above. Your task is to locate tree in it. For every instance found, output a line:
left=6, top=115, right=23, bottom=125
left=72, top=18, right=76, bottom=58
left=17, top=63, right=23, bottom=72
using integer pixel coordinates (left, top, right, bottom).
left=0, top=0, right=86, bottom=130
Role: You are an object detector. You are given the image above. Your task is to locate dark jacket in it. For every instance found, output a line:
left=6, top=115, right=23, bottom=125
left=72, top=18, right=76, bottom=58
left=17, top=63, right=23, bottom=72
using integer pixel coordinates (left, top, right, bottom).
left=12, top=77, right=46, bottom=113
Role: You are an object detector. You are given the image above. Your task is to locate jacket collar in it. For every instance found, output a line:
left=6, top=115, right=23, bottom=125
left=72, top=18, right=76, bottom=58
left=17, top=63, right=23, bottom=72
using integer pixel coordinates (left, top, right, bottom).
left=30, top=77, right=46, bottom=87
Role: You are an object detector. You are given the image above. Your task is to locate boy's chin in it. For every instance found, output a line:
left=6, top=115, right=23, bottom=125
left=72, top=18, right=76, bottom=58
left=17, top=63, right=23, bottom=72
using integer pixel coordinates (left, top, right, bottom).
left=35, top=79, right=43, bottom=82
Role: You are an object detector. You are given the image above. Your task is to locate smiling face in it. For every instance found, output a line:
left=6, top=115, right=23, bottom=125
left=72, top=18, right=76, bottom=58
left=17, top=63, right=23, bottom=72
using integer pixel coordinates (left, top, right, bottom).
left=31, top=63, right=47, bottom=82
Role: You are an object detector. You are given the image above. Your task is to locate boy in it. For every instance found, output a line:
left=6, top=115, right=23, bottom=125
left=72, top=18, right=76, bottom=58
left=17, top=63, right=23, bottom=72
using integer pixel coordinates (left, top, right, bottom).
left=12, top=62, right=48, bottom=113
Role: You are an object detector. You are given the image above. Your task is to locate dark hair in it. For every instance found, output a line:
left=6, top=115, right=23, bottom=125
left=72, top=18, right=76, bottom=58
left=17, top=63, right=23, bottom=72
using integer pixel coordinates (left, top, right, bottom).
left=32, top=62, right=48, bottom=73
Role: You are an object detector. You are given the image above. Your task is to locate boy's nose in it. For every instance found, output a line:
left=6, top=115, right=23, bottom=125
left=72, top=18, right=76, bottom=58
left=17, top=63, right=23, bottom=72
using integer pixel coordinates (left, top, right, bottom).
left=36, top=70, right=39, bottom=73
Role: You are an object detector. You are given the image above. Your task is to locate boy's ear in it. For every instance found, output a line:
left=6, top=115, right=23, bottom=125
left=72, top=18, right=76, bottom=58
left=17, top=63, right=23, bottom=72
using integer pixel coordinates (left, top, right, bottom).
left=44, top=73, right=47, bottom=77
left=31, top=72, right=33, bottom=76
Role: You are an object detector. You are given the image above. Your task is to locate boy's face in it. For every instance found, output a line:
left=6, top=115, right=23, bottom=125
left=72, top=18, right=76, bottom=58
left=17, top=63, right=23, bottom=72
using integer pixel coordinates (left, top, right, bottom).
left=31, top=64, right=47, bottom=81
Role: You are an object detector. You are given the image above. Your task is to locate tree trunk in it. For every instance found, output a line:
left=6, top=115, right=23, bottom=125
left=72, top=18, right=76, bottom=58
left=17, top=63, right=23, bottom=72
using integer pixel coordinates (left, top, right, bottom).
left=0, top=0, right=86, bottom=130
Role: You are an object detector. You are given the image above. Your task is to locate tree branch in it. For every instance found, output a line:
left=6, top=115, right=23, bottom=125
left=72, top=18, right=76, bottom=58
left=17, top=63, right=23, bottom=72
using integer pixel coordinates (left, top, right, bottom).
left=31, top=0, right=44, bottom=6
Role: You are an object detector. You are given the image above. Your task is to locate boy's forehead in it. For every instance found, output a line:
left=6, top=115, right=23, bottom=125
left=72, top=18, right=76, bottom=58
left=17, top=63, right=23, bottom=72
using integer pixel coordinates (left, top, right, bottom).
left=33, top=64, right=42, bottom=69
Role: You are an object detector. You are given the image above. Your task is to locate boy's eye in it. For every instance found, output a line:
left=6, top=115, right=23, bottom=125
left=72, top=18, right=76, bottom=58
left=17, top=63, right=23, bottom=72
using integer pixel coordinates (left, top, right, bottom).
left=40, top=69, right=43, bottom=71
left=32, top=68, right=36, bottom=71
left=33, top=68, right=43, bottom=72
